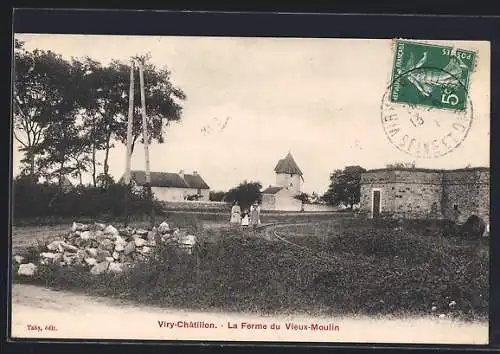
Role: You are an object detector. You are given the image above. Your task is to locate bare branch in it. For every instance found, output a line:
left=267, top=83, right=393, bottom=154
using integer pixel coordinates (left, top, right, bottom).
left=13, top=131, right=28, bottom=148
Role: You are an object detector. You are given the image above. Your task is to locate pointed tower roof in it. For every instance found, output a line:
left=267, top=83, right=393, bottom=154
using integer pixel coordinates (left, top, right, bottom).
left=274, top=152, right=303, bottom=176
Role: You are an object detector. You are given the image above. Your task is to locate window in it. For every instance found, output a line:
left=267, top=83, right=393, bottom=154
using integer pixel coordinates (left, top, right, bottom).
left=453, top=204, right=459, bottom=211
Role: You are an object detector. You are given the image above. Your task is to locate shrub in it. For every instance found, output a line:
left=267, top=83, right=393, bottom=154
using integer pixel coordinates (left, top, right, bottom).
left=12, top=177, right=162, bottom=221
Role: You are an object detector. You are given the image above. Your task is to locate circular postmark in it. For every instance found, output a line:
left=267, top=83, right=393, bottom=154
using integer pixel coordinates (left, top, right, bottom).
left=381, top=66, right=473, bottom=159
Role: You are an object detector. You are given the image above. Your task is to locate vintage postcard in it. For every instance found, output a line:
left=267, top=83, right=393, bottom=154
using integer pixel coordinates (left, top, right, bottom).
left=10, top=34, right=490, bottom=344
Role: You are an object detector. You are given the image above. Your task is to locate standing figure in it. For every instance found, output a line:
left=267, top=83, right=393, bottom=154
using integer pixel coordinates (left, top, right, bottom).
left=250, top=201, right=261, bottom=229
left=241, top=210, right=250, bottom=227
left=230, top=201, right=242, bottom=225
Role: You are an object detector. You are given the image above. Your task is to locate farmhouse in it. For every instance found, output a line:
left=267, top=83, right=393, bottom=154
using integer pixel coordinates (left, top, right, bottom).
left=359, top=167, right=490, bottom=225
left=261, top=152, right=304, bottom=211
left=122, top=170, right=210, bottom=202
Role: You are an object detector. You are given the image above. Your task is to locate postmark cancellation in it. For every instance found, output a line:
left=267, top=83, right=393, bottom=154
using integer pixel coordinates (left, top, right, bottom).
left=381, top=40, right=477, bottom=158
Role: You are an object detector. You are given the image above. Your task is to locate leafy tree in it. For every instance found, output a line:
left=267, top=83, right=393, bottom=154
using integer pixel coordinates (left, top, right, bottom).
left=14, top=45, right=186, bottom=187
left=386, top=161, right=416, bottom=169
left=322, top=165, right=366, bottom=208
left=96, top=173, right=115, bottom=189
left=209, top=191, right=227, bottom=202
left=310, top=192, right=321, bottom=204
left=72, top=57, right=109, bottom=186
left=294, top=192, right=311, bottom=203
left=13, top=43, right=77, bottom=181
left=33, top=117, right=85, bottom=187
left=78, top=57, right=186, bottom=183
left=111, top=58, right=186, bottom=155
left=224, top=180, right=262, bottom=210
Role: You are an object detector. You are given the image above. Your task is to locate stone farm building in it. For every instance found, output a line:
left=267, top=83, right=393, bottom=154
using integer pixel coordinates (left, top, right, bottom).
left=359, top=167, right=490, bottom=225
left=123, top=170, right=210, bottom=202
left=261, top=152, right=304, bottom=211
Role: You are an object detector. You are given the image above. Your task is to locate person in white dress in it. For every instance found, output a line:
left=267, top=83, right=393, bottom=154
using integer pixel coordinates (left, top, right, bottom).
left=230, top=201, right=241, bottom=226
left=241, top=210, right=249, bottom=227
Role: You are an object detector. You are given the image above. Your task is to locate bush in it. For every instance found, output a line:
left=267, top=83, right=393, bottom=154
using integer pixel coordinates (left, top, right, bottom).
left=12, top=176, right=162, bottom=221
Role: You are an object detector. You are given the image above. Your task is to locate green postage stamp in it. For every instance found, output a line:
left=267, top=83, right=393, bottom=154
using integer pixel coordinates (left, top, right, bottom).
left=389, top=39, right=476, bottom=111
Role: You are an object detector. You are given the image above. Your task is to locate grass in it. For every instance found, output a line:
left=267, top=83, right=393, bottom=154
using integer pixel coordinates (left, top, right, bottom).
left=12, top=210, right=350, bottom=227
left=11, top=215, right=489, bottom=321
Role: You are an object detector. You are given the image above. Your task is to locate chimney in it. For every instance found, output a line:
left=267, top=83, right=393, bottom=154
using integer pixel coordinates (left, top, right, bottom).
left=178, top=169, right=185, bottom=178
left=193, top=171, right=198, bottom=176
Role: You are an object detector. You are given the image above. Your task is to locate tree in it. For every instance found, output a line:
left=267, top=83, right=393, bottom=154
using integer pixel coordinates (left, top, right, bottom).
left=112, top=58, right=187, bottom=156
left=79, top=57, right=187, bottom=183
left=33, top=117, right=86, bottom=186
left=310, top=192, right=321, bottom=204
left=386, top=161, right=416, bottom=169
left=224, top=180, right=262, bottom=210
left=209, top=191, right=227, bottom=202
left=72, top=57, right=110, bottom=187
left=294, top=192, right=311, bottom=203
left=322, top=165, right=366, bottom=208
left=13, top=44, right=77, bottom=181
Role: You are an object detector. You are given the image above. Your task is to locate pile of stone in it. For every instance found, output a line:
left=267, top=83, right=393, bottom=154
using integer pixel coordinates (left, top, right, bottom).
left=16, top=221, right=197, bottom=277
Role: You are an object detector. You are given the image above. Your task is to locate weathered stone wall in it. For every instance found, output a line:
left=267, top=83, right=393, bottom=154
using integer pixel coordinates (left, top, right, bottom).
left=359, top=183, right=397, bottom=216
left=302, top=203, right=339, bottom=212
left=360, top=168, right=489, bottom=223
left=161, top=201, right=230, bottom=211
left=442, top=170, right=490, bottom=224
left=276, top=173, right=302, bottom=195
left=392, top=182, right=443, bottom=218
left=261, top=194, right=276, bottom=211
left=360, top=170, right=441, bottom=218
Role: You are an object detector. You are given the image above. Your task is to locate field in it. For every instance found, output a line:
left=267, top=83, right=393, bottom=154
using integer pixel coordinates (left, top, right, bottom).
left=11, top=212, right=489, bottom=321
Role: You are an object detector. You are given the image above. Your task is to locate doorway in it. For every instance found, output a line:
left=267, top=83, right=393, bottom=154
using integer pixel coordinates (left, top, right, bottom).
left=372, top=189, right=381, bottom=218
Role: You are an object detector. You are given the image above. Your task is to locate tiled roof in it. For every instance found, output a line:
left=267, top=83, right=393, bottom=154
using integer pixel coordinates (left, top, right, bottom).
left=274, top=152, right=303, bottom=176
left=182, top=173, right=210, bottom=190
left=262, top=186, right=284, bottom=194
left=123, top=170, right=210, bottom=189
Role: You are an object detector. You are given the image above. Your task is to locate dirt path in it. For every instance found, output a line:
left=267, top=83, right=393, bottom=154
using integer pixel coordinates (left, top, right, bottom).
left=11, top=284, right=488, bottom=344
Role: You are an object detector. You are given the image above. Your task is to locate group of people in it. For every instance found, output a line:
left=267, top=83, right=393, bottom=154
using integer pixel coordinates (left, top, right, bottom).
left=230, top=201, right=261, bottom=228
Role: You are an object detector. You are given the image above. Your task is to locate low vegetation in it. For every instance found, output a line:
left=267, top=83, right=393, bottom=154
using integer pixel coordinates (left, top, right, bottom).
left=12, top=176, right=163, bottom=223
left=12, top=217, right=488, bottom=321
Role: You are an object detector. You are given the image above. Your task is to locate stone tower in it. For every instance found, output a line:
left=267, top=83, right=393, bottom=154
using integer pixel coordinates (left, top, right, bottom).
left=274, top=152, right=304, bottom=195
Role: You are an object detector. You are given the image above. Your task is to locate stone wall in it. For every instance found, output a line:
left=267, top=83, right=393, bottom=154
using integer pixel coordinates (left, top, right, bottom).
left=261, top=194, right=276, bottom=211
left=151, top=187, right=210, bottom=202
left=276, top=173, right=302, bottom=195
left=161, top=201, right=230, bottom=211
left=442, top=169, right=490, bottom=224
left=360, top=183, right=396, bottom=216
left=302, top=203, right=339, bottom=212
left=360, top=168, right=490, bottom=223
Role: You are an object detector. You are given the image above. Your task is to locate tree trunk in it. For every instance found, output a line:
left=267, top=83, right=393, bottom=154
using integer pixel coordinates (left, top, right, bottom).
left=103, top=131, right=112, bottom=186
left=130, top=136, right=138, bottom=155
left=58, top=161, right=64, bottom=190
left=91, top=143, right=97, bottom=187
left=29, top=153, right=36, bottom=182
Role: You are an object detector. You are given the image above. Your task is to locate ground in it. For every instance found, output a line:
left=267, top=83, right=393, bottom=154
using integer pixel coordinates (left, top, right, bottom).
left=10, top=212, right=490, bottom=342
left=11, top=283, right=488, bottom=343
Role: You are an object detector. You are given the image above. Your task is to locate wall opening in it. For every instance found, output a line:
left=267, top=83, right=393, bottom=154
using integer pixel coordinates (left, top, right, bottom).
left=371, top=189, right=382, bottom=218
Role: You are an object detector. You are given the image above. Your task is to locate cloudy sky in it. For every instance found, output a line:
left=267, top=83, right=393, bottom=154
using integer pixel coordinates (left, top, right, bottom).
left=12, top=34, right=490, bottom=194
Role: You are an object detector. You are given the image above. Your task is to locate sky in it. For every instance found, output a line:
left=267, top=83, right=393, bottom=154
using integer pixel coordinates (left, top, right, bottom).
left=12, top=34, right=491, bottom=194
